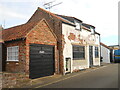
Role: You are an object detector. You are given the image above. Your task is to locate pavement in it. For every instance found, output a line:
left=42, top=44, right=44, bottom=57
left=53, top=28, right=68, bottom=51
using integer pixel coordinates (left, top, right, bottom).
left=21, top=63, right=116, bottom=88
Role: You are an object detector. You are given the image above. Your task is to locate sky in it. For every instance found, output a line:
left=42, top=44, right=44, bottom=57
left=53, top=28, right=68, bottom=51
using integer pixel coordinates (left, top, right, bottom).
left=0, top=0, right=119, bottom=46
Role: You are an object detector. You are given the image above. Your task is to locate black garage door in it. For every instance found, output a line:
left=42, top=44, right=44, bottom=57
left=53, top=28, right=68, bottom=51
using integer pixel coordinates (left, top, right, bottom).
left=29, top=44, right=55, bottom=79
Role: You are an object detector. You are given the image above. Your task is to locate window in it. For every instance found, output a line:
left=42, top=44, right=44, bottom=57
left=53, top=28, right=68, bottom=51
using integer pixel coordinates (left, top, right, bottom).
left=95, top=46, right=99, bottom=58
left=75, top=22, right=80, bottom=30
left=90, top=27, right=95, bottom=35
left=73, top=45, right=85, bottom=60
left=74, top=20, right=81, bottom=30
left=7, top=46, right=19, bottom=61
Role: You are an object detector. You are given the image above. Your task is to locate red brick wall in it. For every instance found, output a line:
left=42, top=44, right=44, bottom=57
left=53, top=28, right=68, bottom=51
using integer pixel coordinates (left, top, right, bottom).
left=4, top=40, right=26, bottom=73
left=26, top=20, right=59, bottom=74
left=3, top=20, right=60, bottom=75
left=2, top=72, right=29, bottom=88
left=28, top=8, right=63, bottom=74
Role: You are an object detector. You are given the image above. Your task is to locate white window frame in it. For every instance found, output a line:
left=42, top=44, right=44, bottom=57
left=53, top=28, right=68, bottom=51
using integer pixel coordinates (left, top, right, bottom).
left=75, top=22, right=80, bottom=30
left=90, top=27, right=95, bottom=35
left=7, top=46, right=19, bottom=61
left=74, top=20, right=81, bottom=30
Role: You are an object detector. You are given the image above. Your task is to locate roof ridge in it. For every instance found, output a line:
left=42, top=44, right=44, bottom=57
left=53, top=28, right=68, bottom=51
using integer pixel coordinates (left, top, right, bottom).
left=38, top=7, right=75, bottom=26
left=4, top=21, right=39, bottom=31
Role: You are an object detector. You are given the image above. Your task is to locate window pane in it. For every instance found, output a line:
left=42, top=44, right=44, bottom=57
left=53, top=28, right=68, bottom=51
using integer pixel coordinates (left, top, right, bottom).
left=8, top=47, right=12, bottom=52
left=73, top=45, right=85, bottom=60
left=15, top=47, right=19, bottom=52
left=12, top=56, right=15, bottom=60
left=15, top=56, right=18, bottom=60
left=95, top=47, right=99, bottom=58
left=7, top=46, right=19, bottom=61
left=15, top=52, right=18, bottom=56
left=8, top=52, right=11, bottom=56
left=12, top=52, right=16, bottom=56
left=9, top=56, right=12, bottom=60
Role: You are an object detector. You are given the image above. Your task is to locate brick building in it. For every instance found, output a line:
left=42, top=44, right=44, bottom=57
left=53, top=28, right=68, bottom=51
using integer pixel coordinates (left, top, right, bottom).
left=2, top=19, right=59, bottom=79
left=2, top=7, right=101, bottom=78
left=27, top=7, right=100, bottom=74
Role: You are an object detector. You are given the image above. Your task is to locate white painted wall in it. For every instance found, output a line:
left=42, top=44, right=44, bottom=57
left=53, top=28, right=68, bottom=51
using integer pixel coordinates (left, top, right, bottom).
left=94, top=34, right=100, bottom=66
left=101, top=45, right=110, bottom=63
left=62, top=23, right=100, bottom=74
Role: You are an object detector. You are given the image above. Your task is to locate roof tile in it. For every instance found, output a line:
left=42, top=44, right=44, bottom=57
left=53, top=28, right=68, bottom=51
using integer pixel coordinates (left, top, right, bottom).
left=1, top=21, right=38, bottom=42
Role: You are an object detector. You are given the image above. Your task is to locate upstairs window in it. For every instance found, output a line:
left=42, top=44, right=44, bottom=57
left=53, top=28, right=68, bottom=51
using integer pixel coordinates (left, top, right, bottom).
left=74, top=20, right=81, bottom=30
left=75, top=22, right=80, bottom=30
left=73, top=45, right=85, bottom=60
left=90, top=27, right=95, bottom=35
left=7, top=46, right=19, bottom=61
left=95, top=46, right=99, bottom=58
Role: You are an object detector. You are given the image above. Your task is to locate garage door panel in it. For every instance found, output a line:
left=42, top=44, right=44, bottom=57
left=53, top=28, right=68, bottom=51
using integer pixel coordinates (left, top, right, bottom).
left=29, top=44, right=55, bottom=79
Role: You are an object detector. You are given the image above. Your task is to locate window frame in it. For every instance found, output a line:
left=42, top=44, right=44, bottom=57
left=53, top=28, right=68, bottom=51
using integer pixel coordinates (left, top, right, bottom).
left=73, top=45, right=85, bottom=60
left=74, top=20, right=81, bottom=31
left=7, top=46, right=19, bottom=61
left=95, top=46, right=99, bottom=58
left=90, top=27, right=95, bottom=35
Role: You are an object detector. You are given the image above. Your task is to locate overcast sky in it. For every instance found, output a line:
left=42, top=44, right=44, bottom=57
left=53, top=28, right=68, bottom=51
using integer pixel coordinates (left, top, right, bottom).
left=0, top=0, right=119, bottom=45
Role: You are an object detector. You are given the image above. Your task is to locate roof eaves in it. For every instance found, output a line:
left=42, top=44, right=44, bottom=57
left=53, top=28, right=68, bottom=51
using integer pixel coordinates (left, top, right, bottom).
left=82, top=23, right=95, bottom=28
left=56, top=14, right=83, bottom=22
left=73, top=17, right=82, bottom=22
left=95, top=31, right=100, bottom=35
left=81, top=26, right=91, bottom=32
left=4, top=37, right=25, bottom=42
left=100, top=42, right=112, bottom=49
left=62, top=21, right=75, bottom=27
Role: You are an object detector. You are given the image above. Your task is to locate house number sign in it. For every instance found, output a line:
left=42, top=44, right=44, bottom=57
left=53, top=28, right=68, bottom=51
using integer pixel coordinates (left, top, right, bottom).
left=39, top=51, right=45, bottom=54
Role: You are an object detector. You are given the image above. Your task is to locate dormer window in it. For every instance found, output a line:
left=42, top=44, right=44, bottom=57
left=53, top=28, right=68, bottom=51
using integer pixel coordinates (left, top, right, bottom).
left=75, top=22, right=80, bottom=30
left=90, top=27, right=95, bottom=35
left=74, top=20, right=81, bottom=30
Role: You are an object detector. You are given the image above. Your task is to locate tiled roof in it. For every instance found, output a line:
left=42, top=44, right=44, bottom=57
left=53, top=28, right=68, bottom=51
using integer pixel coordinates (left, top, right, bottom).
left=56, top=14, right=97, bottom=33
left=28, top=7, right=75, bottom=26
left=82, top=23, right=95, bottom=29
left=56, top=14, right=82, bottom=23
left=1, top=21, right=38, bottom=42
left=38, top=8, right=75, bottom=25
left=81, top=25, right=91, bottom=31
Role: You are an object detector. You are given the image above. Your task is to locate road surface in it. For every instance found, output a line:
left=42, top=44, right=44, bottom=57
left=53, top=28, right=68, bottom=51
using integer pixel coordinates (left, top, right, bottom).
left=39, top=64, right=119, bottom=88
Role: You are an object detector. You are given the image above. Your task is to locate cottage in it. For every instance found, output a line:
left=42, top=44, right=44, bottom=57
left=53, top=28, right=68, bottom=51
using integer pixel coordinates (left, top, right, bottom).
left=2, top=7, right=101, bottom=78
left=100, top=42, right=111, bottom=63
left=56, top=15, right=100, bottom=73
left=2, top=19, right=59, bottom=79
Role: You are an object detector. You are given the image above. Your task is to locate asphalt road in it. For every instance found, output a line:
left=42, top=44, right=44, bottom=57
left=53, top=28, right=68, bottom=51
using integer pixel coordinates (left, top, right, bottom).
left=41, top=64, right=119, bottom=88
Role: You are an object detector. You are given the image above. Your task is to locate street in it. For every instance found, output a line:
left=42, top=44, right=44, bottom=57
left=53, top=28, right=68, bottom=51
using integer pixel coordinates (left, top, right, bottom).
left=36, top=64, right=119, bottom=88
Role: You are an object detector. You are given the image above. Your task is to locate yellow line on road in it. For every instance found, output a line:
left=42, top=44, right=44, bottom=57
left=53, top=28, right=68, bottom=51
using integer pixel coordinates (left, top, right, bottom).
left=35, top=65, right=108, bottom=88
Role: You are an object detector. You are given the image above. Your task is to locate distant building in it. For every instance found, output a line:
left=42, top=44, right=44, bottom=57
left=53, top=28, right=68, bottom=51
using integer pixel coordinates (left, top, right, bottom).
left=109, top=45, right=120, bottom=63
left=100, top=42, right=111, bottom=63
left=109, top=45, right=120, bottom=50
